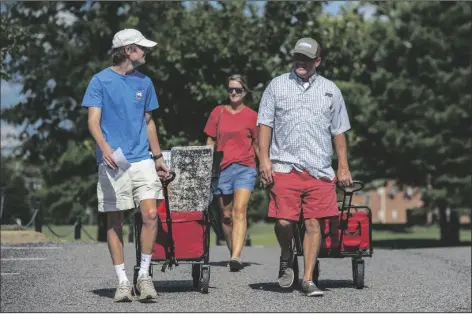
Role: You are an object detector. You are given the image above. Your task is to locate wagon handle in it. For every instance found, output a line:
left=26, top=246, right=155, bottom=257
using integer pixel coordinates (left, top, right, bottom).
left=337, top=180, right=364, bottom=194
left=161, top=171, right=176, bottom=186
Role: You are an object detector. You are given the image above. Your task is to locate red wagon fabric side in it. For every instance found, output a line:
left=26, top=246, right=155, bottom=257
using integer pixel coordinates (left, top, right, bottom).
left=152, top=202, right=207, bottom=261
left=320, top=211, right=371, bottom=253
left=320, top=217, right=339, bottom=250
left=345, top=211, right=370, bottom=250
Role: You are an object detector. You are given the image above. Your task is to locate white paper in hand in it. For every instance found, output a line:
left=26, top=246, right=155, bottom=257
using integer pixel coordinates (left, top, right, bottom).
left=113, top=148, right=131, bottom=171
left=106, top=148, right=131, bottom=179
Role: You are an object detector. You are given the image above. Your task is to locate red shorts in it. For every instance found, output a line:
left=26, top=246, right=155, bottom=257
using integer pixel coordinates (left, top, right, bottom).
left=268, top=170, right=339, bottom=221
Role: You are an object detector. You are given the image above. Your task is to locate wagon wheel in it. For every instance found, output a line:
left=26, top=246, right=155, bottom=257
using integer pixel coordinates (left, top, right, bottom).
left=351, top=258, right=356, bottom=282
left=192, top=264, right=201, bottom=289
left=312, top=260, right=320, bottom=286
left=133, top=212, right=142, bottom=288
left=291, top=255, right=299, bottom=289
left=133, top=268, right=139, bottom=288
left=200, top=266, right=210, bottom=294
left=134, top=213, right=142, bottom=264
left=352, top=258, right=365, bottom=289
left=149, top=264, right=153, bottom=278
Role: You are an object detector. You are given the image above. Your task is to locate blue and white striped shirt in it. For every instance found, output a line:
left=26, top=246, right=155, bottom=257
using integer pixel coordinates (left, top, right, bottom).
left=257, top=71, right=351, bottom=180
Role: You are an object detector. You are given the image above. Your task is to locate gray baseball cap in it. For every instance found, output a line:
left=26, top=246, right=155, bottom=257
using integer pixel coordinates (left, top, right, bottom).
left=292, top=38, right=321, bottom=59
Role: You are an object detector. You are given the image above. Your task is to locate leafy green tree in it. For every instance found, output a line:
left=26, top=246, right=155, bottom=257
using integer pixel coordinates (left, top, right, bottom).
left=357, top=1, right=471, bottom=243
left=2, top=1, right=273, bottom=223
left=0, top=157, right=32, bottom=224
left=2, top=2, right=129, bottom=223
left=3, top=1, right=469, bottom=247
left=1, top=5, right=29, bottom=81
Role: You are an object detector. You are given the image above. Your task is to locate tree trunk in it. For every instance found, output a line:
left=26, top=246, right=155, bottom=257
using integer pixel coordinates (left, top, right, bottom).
left=439, top=206, right=460, bottom=245
left=448, top=210, right=460, bottom=245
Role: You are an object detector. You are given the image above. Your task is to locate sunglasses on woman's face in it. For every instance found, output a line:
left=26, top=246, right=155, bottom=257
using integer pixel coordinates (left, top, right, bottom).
left=227, top=87, right=243, bottom=94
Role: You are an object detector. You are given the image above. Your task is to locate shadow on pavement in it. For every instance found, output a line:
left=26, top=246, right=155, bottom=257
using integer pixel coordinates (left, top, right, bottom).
left=156, top=280, right=215, bottom=293
left=209, top=260, right=262, bottom=268
left=249, top=280, right=368, bottom=293
left=373, top=239, right=472, bottom=249
left=91, top=280, right=214, bottom=298
left=91, top=288, right=115, bottom=299
left=248, top=282, right=296, bottom=293
left=317, top=279, right=368, bottom=290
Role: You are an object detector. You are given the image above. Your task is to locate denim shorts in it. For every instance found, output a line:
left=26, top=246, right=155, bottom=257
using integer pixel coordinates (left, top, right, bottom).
left=214, top=163, right=257, bottom=195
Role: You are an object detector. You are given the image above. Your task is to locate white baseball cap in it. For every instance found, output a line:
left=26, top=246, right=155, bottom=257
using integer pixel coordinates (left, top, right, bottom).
left=111, top=29, right=157, bottom=49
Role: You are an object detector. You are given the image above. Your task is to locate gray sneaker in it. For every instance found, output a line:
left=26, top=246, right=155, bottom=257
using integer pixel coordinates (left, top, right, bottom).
left=114, top=281, right=133, bottom=302
left=136, top=274, right=158, bottom=301
left=301, top=280, right=324, bottom=297
left=278, top=256, right=295, bottom=288
left=229, top=257, right=243, bottom=272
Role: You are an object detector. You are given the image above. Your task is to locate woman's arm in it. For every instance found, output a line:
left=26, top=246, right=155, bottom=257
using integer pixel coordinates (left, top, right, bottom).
left=253, top=134, right=260, bottom=162
left=207, top=136, right=216, bottom=147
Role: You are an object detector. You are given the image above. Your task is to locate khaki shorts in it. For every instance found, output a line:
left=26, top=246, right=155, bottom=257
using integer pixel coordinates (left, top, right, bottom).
left=97, top=158, right=164, bottom=212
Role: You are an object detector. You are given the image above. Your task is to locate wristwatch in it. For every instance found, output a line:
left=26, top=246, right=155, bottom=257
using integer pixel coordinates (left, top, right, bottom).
left=151, top=153, right=163, bottom=160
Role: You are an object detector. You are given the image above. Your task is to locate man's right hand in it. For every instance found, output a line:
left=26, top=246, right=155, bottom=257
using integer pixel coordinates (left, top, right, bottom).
left=259, top=158, right=274, bottom=187
left=101, top=144, right=118, bottom=169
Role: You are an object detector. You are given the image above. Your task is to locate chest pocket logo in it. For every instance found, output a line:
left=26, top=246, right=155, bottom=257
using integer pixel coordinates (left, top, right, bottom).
left=136, top=91, right=143, bottom=100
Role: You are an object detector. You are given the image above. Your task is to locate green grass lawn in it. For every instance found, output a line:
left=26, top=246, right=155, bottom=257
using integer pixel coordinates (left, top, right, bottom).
left=39, top=224, right=131, bottom=244
left=245, top=223, right=471, bottom=247
left=24, top=222, right=471, bottom=247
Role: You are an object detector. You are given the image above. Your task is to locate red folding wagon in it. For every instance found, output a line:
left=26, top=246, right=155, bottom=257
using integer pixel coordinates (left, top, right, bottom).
left=132, top=150, right=223, bottom=294
left=291, top=181, right=373, bottom=289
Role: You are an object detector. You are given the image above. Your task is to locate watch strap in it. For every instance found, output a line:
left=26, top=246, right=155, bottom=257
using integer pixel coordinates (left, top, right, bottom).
left=152, top=153, right=163, bottom=160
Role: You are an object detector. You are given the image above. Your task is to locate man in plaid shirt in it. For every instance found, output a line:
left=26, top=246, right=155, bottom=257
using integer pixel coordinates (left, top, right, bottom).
left=257, top=37, right=353, bottom=296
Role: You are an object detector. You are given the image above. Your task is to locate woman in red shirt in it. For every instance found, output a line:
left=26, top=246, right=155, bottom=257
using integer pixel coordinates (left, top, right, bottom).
left=204, top=74, right=259, bottom=272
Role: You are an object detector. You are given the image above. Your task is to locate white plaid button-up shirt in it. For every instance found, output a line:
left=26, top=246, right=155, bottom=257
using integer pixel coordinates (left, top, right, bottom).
left=257, top=71, right=351, bottom=180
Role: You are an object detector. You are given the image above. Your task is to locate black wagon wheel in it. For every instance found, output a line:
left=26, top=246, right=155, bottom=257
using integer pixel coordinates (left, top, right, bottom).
left=200, top=266, right=210, bottom=294
left=312, top=260, right=320, bottom=286
left=351, top=258, right=356, bottom=282
left=291, top=254, right=299, bottom=289
left=149, top=264, right=153, bottom=278
left=133, top=212, right=142, bottom=288
left=133, top=269, right=139, bottom=288
left=352, top=258, right=365, bottom=289
left=192, top=264, right=201, bottom=289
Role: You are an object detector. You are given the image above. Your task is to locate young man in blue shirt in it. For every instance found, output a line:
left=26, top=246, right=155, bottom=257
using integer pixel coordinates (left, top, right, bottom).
left=82, top=29, right=170, bottom=302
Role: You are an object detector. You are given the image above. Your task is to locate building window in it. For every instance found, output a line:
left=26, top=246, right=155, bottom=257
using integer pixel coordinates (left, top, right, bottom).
left=392, top=208, right=398, bottom=220
left=388, top=185, right=398, bottom=199
left=404, top=186, right=414, bottom=200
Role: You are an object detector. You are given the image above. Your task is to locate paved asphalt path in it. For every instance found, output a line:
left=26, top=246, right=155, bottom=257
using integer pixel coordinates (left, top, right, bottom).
left=1, top=242, right=471, bottom=312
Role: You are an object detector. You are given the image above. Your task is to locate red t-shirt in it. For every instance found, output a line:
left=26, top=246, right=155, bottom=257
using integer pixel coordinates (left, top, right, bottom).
left=204, top=105, right=258, bottom=170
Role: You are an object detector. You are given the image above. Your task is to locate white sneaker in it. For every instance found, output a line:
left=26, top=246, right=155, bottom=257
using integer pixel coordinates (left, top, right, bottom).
left=114, top=281, right=133, bottom=302
left=136, top=274, right=158, bottom=301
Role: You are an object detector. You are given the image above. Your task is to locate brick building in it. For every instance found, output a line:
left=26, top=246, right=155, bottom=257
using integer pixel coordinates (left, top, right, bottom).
left=350, top=180, right=423, bottom=224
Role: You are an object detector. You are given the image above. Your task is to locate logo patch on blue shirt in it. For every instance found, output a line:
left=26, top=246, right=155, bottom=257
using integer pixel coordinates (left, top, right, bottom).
left=136, top=91, right=143, bottom=100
